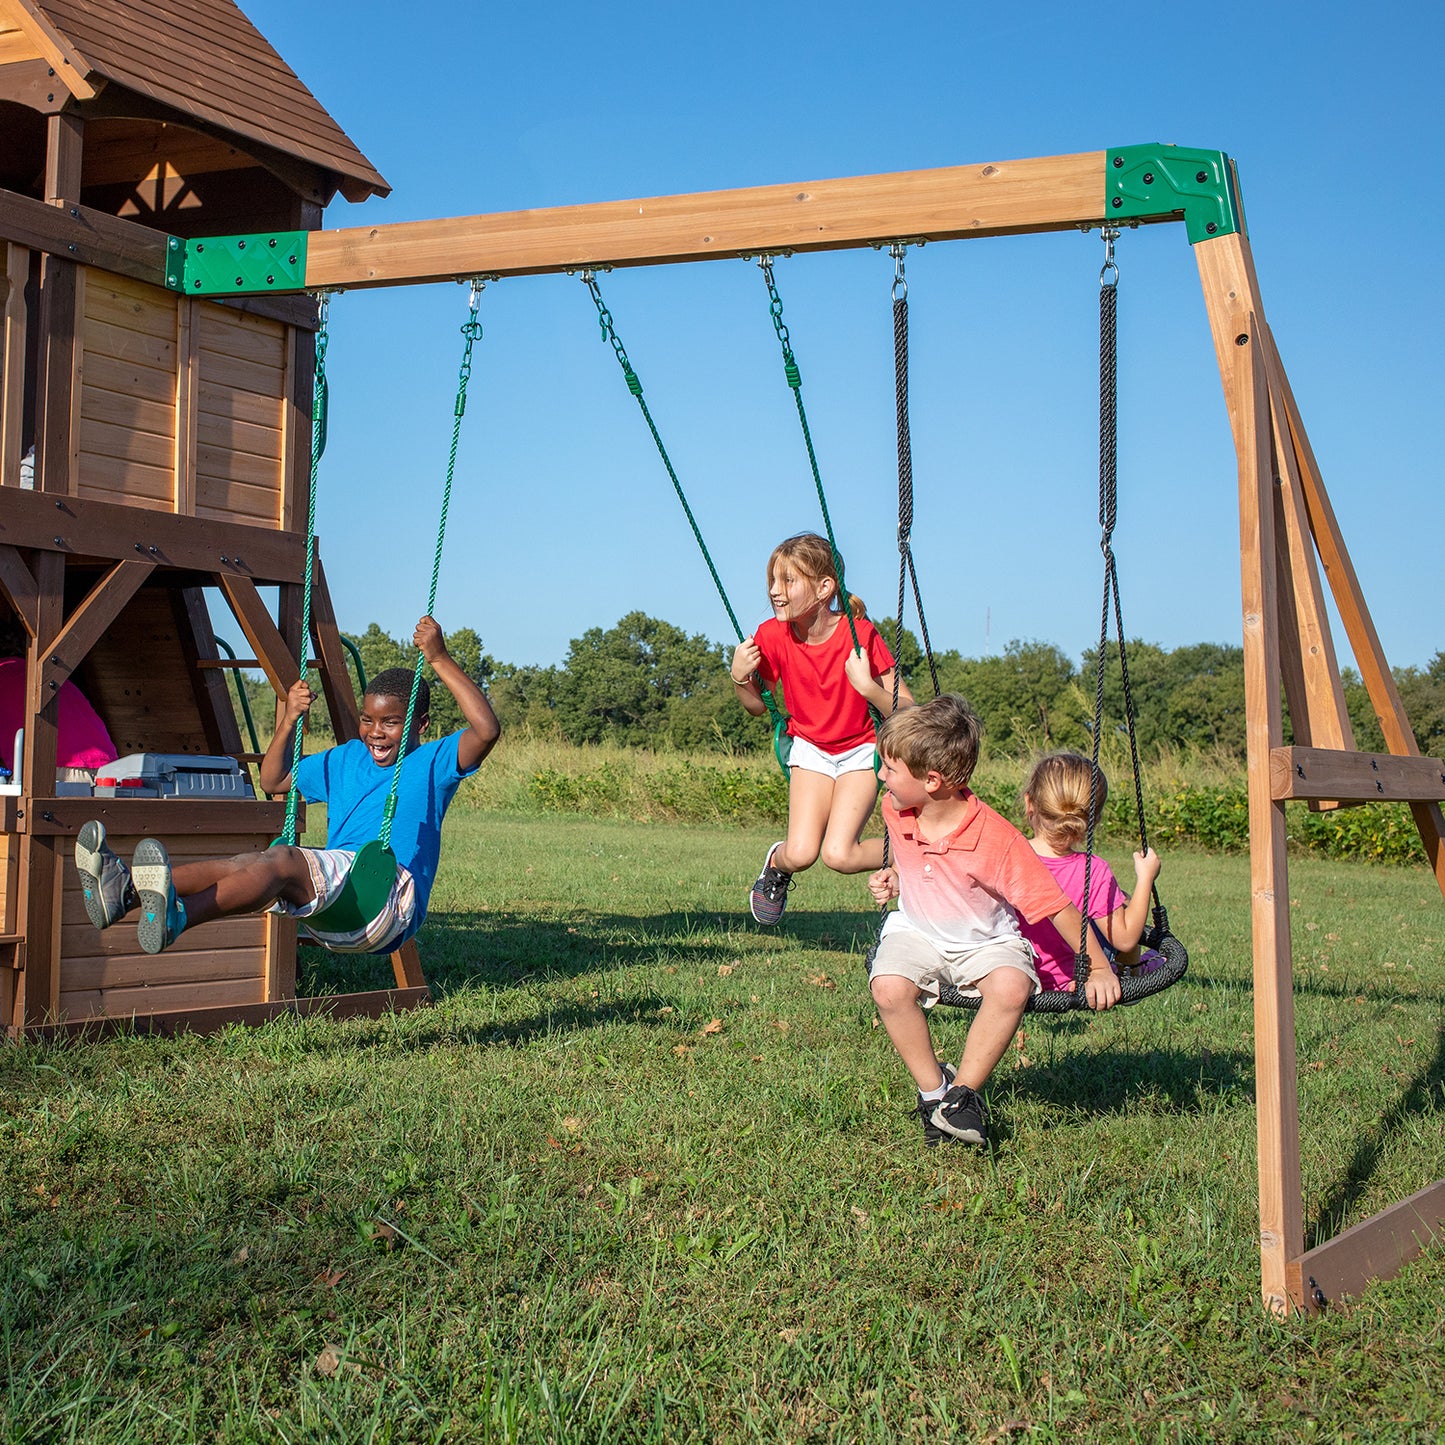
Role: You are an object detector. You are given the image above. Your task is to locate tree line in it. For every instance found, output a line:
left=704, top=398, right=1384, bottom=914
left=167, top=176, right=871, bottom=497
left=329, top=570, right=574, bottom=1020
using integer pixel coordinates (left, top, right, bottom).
left=239, top=613, right=1445, bottom=762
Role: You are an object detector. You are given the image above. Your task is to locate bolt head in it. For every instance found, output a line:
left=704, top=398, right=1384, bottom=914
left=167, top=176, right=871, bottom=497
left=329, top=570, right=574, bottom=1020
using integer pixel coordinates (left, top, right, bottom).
left=1142, top=172, right=1154, bottom=185
left=1112, top=155, right=1123, bottom=168
left=1206, top=222, right=1219, bottom=234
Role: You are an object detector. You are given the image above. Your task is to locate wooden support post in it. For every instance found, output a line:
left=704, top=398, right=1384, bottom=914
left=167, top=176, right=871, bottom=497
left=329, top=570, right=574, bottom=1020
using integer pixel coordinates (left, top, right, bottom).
left=33, top=114, right=82, bottom=500
left=41, top=559, right=154, bottom=695
left=1259, top=326, right=1445, bottom=894
left=214, top=574, right=300, bottom=698
left=310, top=558, right=360, bottom=741
left=175, top=587, right=244, bottom=757
left=1, top=242, right=27, bottom=488
left=0, top=545, right=39, bottom=637
left=1197, top=232, right=1303, bottom=1315
left=15, top=550, right=64, bottom=1026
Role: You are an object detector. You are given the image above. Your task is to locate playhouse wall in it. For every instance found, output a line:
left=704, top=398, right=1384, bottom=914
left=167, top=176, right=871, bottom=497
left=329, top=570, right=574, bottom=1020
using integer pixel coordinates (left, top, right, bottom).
left=77, top=269, right=292, bottom=528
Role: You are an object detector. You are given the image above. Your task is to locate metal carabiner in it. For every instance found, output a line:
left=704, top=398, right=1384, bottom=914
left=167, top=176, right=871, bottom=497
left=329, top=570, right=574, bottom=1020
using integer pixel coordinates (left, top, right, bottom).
left=890, top=242, right=908, bottom=302
left=1099, top=227, right=1120, bottom=289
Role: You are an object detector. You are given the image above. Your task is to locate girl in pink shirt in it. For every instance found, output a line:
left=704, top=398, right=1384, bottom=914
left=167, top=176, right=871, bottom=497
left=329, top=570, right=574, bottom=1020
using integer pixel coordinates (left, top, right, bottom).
left=1017, top=751, right=1162, bottom=990
left=730, top=533, right=913, bottom=925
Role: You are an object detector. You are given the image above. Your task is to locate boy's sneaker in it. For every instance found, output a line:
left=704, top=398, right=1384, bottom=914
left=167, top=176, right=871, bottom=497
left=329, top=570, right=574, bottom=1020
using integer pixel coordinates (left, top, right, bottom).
left=74, top=820, right=138, bottom=930
left=748, top=842, right=793, bottom=925
left=930, top=1082, right=990, bottom=1146
left=918, top=1062, right=957, bottom=1148
left=133, top=838, right=186, bottom=955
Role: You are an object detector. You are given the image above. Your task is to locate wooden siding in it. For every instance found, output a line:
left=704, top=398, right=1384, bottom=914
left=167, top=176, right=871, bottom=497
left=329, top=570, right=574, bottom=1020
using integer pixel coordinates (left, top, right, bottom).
left=77, top=270, right=177, bottom=510
left=195, top=304, right=285, bottom=525
left=74, top=268, right=288, bottom=526
left=57, top=829, right=270, bottom=1019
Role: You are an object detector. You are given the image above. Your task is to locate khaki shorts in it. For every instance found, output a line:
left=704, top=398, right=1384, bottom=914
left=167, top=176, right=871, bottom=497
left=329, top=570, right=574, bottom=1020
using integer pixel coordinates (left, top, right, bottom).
left=869, top=923, right=1039, bottom=1008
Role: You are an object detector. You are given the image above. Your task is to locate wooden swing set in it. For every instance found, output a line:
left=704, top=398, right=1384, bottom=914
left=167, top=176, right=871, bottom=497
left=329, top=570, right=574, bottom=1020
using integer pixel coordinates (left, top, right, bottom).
left=1, top=3, right=1439, bottom=1316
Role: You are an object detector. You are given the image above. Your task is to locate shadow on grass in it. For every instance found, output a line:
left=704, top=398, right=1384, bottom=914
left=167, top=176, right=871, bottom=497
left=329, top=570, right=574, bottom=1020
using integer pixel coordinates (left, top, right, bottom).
left=297, top=904, right=884, bottom=999
left=1306, top=1024, right=1445, bottom=1249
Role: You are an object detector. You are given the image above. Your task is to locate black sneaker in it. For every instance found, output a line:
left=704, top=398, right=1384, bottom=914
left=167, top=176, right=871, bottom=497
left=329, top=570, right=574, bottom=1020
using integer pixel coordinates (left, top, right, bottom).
left=930, top=1082, right=989, bottom=1146
left=748, top=842, right=793, bottom=925
left=918, top=1062, right=957, bottom=1148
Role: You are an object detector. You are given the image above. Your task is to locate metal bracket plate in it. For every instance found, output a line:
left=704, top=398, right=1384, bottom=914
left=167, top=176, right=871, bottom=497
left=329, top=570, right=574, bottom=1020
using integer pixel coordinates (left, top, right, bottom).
left=1106, top=145, right=1245, bottom=244
left=163, top=231, right=310, bottom=296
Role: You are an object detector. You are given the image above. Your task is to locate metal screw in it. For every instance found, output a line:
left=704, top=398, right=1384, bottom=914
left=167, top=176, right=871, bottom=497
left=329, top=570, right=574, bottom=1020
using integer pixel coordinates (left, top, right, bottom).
left=48, top=680, right=57, bottom=691
left=50, top=655, right=59, bottom=665
left=1206, top=222, right=1219, bottom=234
left=148, top=546, right=159, bottom=555
left=1142, top=172, right=1155, bottom=185
left=267, top=276, right=275, bottom=285
left=1235, top=334, right=1249, bottom=347
left=1112, top=155, right=1123, bottom=168
left=233, top=557, right=244, bottom=569
left=196, top=243, right=205, bottom=253
left=193, top=280, right=202, bottom=289
left=54, top=500, right=63, bottom=509
left=238, top=240, right=247, bottom=250
left=1111, top=197, right=1122, bottom=209
left=70, top=207, right=79, bottom=219
left=220, top=556, right=230, bottom=565
left=288, top=255, right=297, bottom=265
left=269, top=238, right=277, bottom=248
left=235, top=278, right=243, bottom=287
left=1196, top=170, right=1208, bottom=183
left=52, top=536, right=64, bottom=546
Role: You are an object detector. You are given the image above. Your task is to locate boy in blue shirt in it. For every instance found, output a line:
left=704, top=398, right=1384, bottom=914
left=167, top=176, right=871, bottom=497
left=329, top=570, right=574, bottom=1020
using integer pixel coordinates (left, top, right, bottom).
left=74, top=616, right=499, bottom=955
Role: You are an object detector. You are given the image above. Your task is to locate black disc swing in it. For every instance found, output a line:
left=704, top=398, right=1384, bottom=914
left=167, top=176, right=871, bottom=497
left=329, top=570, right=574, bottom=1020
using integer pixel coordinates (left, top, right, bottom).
left=871, top=231, right=1189, bottom=1012
left=275, top=281, right=486, bottom=945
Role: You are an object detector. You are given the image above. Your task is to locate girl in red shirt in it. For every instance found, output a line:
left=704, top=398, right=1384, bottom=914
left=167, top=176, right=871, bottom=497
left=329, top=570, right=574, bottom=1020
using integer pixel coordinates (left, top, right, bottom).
left=730, top=533, right=913, bottom=924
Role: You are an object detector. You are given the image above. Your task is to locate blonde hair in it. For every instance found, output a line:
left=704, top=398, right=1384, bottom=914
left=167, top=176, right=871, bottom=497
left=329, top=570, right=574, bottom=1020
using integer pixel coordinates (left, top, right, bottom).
left=876, top=695, right=981, bottom=789
left=1023, top=751, right=1109, bottom=851
left=767, top=533, right=866, bottom=619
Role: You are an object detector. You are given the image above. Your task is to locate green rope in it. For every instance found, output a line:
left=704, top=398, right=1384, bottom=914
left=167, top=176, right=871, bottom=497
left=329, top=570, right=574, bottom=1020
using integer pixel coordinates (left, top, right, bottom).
left=758, top=257, right=880, bottom=726
left=758, top=258, right=861, bottom=653
left=581, top=271, right=791, bottom=775
left=281, top=293, right=330, bottom=846
left=377, top=280, right=486, bottom=850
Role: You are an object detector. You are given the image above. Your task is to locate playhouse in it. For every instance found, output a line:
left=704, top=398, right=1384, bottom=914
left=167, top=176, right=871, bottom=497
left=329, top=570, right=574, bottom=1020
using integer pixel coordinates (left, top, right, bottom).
left=0, top=0, right=426, bottom=1033
left=1, top=0, right=1440, bottom=1314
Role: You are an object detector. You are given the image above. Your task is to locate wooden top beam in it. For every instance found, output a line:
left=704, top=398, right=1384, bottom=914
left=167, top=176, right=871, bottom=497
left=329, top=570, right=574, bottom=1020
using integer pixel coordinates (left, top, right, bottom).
left=304, top=151, right=1138, bottom=290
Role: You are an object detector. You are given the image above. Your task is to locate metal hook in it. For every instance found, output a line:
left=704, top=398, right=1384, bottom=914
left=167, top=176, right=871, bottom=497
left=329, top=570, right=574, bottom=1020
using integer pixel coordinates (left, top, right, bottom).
left=1100, top=226, right=1120, bottom=288
left=890, top=242, right=908, bottom=302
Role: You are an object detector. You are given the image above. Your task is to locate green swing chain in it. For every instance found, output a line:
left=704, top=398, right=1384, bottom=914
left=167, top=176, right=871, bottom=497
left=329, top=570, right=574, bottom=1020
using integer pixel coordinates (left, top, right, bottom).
left=281, top=292, right=331, bottom=847
left=580, top=270, right=791, bottom=773
left=757, top=257, right=868, bottom=661
left=376, top=279, right=487, bottom=852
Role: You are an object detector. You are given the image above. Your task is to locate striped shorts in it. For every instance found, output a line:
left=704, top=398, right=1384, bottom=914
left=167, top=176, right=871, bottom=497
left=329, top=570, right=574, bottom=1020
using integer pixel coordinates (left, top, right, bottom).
left=270, top=846, right=416, bottom=955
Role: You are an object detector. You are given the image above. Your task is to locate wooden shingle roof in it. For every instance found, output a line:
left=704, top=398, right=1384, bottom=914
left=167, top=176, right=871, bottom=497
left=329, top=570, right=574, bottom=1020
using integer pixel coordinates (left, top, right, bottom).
left=8, top=0, right=388, bottom=201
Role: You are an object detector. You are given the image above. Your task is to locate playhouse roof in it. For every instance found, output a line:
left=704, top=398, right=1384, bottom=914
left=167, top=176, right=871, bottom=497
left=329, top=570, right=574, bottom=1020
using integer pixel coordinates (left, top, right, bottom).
left=6, top=0, right=389, bottom=202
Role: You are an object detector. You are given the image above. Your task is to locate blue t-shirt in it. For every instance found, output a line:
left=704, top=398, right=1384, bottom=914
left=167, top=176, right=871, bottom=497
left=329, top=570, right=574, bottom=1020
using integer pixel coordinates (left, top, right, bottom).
left=295, top=733, right=476, bottom=939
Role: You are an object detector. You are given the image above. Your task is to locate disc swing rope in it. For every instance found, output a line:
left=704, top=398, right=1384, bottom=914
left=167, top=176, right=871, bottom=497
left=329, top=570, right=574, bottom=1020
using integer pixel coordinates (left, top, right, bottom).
left=277, top=280, right=487, bottom=937
left=579, top=268, right=792, bottom=776
left=934, top=229, right=1188, bottom=1013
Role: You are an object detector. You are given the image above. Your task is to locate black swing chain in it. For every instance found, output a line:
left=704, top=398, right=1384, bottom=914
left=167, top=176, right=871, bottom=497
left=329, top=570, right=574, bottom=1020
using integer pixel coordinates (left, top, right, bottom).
left=891, top=244, right=941, bottom=702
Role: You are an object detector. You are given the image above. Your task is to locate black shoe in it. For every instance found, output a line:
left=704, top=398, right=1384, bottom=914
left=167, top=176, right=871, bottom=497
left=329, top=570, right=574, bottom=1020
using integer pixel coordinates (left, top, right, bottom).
left=748, top=842, right=793, bottom=925
left=930, top=1081, right=989, bottom=1146
left=918, top=1063, right=957, bottom=1148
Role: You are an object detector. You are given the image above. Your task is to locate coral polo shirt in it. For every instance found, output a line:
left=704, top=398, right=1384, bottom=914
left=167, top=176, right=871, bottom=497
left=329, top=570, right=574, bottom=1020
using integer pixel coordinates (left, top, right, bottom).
left=881, top=791, right=1070, bottom=953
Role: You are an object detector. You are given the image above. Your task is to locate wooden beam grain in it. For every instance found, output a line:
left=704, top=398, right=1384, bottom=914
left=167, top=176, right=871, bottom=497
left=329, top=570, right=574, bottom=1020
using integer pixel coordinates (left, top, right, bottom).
left=304, top=152, right=1120, bottom=289
left=1270, top=747, right=1445, bottom=803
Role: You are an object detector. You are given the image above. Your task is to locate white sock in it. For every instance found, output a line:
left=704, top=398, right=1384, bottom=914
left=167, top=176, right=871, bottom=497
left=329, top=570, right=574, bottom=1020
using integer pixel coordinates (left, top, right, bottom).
left=919, top=1071, right=950, bottom=1101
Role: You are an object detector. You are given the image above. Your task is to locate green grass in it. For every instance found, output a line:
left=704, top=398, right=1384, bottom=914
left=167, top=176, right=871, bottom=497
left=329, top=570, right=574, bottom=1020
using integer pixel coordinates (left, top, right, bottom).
left=2, top=812, right=1442, bottom=1441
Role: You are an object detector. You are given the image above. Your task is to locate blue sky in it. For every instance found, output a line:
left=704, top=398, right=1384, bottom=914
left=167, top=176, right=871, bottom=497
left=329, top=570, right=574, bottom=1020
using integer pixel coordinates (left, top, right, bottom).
left=240, top=0, right=1443, bottom=675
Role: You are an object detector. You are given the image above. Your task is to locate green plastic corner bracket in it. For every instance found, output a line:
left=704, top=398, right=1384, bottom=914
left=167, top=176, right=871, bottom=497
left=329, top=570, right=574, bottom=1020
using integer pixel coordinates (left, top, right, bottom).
left=162, top=230, right=309, bottom=296
left=1105, top=145, right=1244, bottom=244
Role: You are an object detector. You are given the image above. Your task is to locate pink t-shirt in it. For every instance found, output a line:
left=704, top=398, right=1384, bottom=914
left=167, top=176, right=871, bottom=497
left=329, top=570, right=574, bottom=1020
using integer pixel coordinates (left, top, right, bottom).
left=881, top=792, right=1070, bottom=953
left=0, top=658, right=118, bottom=772
left=753, top=613, right=894, bottom=751
left=1018, top=851, right=1128, bottom=990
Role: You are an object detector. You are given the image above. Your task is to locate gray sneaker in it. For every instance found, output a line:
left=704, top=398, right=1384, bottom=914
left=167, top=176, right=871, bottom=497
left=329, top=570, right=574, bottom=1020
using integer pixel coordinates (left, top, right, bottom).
left=930, top=1081, right=989, bottom=1146
left=749, top=842, right=793, bottom=925
left=133, top=838, right=187, bottom=955
left=74, top=820, right=138, bottom=930
left=918, top=1062, right=957, bottom=1148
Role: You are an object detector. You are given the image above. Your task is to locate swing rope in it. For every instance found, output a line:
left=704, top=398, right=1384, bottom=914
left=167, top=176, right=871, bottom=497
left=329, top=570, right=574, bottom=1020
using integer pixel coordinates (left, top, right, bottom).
left=281, top=292, right=330, bottom=847
left=281, top=281, right=485, bottom=858
left=580, top=270, right=791, bottom=774
left=758, top=257, right=868, bottom=662
left=378, top=279, right=485, bottom=850
left=926, top=228, right=1188, bottom=1014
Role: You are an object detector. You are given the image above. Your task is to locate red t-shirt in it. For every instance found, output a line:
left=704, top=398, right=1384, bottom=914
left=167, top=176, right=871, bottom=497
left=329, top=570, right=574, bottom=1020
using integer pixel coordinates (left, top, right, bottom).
left=753, top=614, right=895, bottom=751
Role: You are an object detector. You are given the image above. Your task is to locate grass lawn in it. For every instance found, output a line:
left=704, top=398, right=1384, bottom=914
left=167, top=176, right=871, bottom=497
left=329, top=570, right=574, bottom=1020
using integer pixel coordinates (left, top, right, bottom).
left=2, top=809, right=1442, bottom=1441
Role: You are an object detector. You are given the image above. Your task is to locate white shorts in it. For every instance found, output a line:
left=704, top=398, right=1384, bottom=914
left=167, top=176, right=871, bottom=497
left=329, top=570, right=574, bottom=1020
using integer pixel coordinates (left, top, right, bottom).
left=788, top=736, right=878, bottom=780
left=869, top=921, right=1039, bottom=1008
left=270, top=847, right=417, bottom=955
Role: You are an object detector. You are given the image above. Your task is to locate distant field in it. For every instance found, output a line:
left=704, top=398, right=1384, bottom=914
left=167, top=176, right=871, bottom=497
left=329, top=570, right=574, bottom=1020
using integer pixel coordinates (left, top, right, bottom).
left=2, top=810, right=1441, bottom=1441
